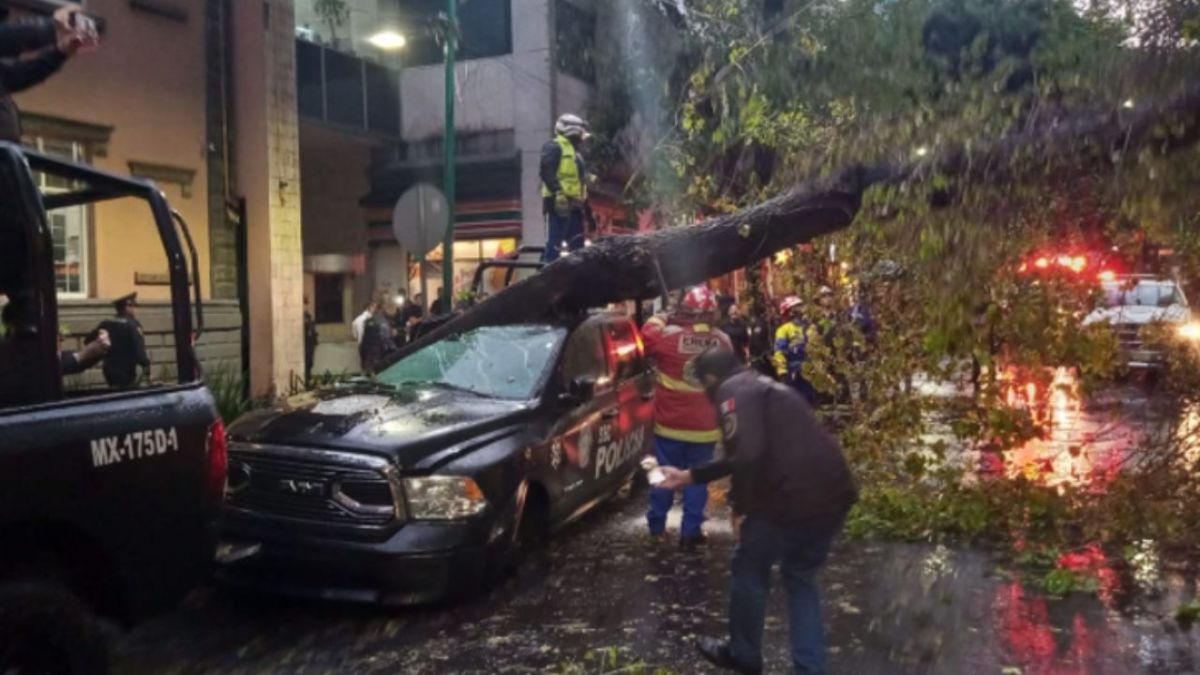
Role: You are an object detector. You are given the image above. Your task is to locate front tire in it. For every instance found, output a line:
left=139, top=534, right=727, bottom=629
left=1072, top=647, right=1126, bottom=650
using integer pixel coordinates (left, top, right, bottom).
left=0, top=581, right=109, bottom=675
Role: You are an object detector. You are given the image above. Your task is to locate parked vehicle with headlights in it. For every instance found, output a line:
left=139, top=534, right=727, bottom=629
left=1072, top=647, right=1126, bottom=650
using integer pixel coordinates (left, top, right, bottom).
left=1083, top=275, right=1196, bottom=369
left=217, top=312, right=654, bottom=604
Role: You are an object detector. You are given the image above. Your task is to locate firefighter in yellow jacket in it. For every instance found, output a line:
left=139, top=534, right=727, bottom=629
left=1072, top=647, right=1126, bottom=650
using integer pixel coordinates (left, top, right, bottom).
left=774, top=295, right=821, bottom=405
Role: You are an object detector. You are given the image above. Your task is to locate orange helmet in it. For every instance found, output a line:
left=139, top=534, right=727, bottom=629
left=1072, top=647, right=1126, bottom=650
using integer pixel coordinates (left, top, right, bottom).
left=679, top=286, right=718, bottom=315
left=779, top=296, right=803, bottom=314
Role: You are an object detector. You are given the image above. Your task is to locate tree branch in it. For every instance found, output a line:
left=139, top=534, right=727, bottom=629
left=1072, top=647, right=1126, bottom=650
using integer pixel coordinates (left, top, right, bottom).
left=395, top=82, right=1200, bottom=359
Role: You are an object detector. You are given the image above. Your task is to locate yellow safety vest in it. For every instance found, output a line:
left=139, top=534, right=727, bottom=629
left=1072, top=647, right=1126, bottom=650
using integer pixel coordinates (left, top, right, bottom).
left=541, top=134, right=585, bottom=200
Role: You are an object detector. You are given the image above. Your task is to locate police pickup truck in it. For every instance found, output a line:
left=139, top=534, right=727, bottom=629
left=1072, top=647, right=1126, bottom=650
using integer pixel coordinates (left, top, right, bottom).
left=219, top=312, right=654, bottom=604
left=0, top=144, right=224, bottom=671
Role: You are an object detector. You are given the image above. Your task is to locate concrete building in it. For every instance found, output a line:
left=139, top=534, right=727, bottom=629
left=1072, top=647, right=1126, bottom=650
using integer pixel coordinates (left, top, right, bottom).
left=292, top=0, right=632, bottom=374
left=11, top=0, right=244, bottom=389
left=12, top=0, right=306, bottom=397
left=13, top=0, right=627, bottom=392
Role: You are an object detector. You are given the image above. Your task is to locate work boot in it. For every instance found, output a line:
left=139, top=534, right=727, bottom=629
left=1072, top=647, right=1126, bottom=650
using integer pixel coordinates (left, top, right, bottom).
left=679, top=533, right=708, bottom=551
left=695, top=636, right=762, bottom=675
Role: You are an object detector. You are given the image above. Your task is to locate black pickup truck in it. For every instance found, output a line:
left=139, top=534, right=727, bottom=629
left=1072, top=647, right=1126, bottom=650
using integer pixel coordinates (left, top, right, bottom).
left=218, top=312, right=654, bottom=604
left=0, top=143, right=224, bottom=672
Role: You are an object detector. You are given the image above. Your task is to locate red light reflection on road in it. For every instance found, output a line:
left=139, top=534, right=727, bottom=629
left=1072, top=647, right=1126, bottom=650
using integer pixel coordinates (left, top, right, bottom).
left=996, top=581, right=1111, bottom=674
left=995, top=368, right=1132, bottom=492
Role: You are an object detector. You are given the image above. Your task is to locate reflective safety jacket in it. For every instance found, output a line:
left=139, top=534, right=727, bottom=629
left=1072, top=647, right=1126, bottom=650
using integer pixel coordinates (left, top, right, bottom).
left=773, top=320, right=820, bottom=378
left=641, top=316, right=732, bottom=443
left=539, top=134, right=586, bottom=200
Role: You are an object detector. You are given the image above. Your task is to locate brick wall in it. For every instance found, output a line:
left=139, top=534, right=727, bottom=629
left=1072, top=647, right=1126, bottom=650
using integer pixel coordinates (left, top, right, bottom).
left=58, top=300, right=243, bottom=389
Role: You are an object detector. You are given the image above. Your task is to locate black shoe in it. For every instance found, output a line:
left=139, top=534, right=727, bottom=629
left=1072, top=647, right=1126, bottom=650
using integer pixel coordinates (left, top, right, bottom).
left=695, top=636, right=762, bottom=675
left=679, top=533, right=708, bottom=551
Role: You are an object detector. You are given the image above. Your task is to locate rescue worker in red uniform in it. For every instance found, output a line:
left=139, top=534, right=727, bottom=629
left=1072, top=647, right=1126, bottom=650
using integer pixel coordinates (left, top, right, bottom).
left=641, top=286, right=732, bottom=546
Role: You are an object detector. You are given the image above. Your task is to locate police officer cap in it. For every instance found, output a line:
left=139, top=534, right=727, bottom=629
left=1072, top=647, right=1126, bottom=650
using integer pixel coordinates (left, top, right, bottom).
left=113, top=292, right=138, bottom=311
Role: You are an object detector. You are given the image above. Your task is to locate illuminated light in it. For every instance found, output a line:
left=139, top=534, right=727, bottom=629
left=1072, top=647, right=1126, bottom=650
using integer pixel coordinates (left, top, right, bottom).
left=1099, top=270, right=1116, bottom=282
left=584, top=239, right=593, bottom=247
left=1057, top=255, right=1072, bottom=268
left=1018, top=263, right=1028, bottom=273
left=367, top=30, right=407, bottom=50
left=914, top=146, right=929, bottom=158
left=1122, top=98, right=1135, bottom=110
left=774, top=250, right=793, bottom=266
left=1179, top=323, right=1200, bottom=341
left=1034, top=257, right=1050, bottom=269
left=463, top=478, right=485, bottom=502
left=1069, top=256, right=1087, bottom=273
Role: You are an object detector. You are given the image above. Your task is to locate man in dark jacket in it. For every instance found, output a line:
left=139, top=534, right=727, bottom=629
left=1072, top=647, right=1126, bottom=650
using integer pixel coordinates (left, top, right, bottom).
left=0, top=4, right=96, bottom=143
left=88, top=292, right=149, bottom=388
left=717, top=295, right=750, bottom=363
left=660, top=347, right=857, bottom=675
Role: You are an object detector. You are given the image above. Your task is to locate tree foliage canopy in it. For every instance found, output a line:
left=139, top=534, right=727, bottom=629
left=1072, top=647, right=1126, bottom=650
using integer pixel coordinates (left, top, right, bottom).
left=584, top=0, right=1200, bottom=569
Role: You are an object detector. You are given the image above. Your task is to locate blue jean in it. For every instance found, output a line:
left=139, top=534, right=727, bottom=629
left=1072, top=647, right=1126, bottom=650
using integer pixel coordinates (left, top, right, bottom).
left=646, top=436, right=714, bottom=539
left=728, top=512, right=847, bottom=674
left=543, top=209, right=585, bottom=262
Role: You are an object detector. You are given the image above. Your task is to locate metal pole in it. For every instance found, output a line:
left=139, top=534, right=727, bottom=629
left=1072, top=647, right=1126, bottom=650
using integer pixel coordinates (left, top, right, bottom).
left=441, top=0, right=458, bottom=311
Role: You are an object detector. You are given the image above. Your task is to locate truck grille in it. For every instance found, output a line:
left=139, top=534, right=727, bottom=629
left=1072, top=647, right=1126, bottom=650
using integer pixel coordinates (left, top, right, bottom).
left=226, top=449, right=400, bottom=527
left=1114, top=323, right=1143, bottom=350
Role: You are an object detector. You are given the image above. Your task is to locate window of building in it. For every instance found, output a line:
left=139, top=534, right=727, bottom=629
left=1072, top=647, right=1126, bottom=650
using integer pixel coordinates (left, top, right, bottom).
left=313, top=273, right=346, bottom=324
left=23, top=136, right=89, bottom=298
left=556, top=0, right=596, bottom=82
left=402, top=0, right=513, bottom=67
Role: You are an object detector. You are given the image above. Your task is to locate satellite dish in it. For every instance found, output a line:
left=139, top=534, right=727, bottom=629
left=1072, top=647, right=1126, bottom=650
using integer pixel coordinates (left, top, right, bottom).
left=392, top=183, right=450, bottom=256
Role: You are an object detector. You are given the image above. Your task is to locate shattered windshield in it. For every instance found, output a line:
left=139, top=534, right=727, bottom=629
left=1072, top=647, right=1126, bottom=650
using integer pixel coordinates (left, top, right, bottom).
left=376, top=324, right=567, bottom=400
left=1100, top=281, right=1183, bottom=309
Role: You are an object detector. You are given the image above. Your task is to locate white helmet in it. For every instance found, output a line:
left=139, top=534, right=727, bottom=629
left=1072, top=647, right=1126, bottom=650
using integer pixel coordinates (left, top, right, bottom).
left=555, top=114, right=591, bottom=141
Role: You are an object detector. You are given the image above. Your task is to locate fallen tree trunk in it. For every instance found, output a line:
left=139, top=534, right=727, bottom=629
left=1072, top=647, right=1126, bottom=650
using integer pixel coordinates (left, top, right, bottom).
left=399, top=83, right=1200, bottom=357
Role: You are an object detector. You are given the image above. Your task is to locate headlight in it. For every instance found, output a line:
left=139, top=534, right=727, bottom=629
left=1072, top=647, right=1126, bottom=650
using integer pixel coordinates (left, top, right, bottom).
left=403, top=476, right=488, bottom=520
left=1179, top=323, right=1200, bottom=341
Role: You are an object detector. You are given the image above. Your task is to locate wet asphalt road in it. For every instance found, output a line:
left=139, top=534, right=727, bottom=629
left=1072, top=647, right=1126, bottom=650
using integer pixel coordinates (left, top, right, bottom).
left=113, top=481, right=1200, bottom=675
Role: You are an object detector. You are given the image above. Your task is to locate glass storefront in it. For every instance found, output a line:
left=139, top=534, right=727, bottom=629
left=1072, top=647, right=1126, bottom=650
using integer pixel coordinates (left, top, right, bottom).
left=405, top=238, right=518, bottom=306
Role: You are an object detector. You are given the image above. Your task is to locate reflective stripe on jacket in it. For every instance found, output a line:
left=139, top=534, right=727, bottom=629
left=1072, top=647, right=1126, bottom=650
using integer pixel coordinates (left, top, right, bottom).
left=641, top=316, right=732, bottom=443
left=773, top=320, right=817, bottom=377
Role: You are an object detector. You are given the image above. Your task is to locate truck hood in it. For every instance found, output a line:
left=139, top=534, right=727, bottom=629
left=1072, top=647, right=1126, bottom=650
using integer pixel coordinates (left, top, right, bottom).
left=1083, top=304, right=1190, bottom=326
left=227, top=383, right=532, bottom=468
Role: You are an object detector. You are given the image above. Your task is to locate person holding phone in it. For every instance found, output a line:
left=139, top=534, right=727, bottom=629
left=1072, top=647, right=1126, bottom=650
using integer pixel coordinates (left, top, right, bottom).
left=0, top=2, right=99, bottom=143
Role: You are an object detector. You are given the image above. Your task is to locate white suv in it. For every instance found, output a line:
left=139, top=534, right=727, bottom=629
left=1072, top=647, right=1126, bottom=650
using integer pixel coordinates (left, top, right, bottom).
left=1083, top=276, right=1192, bottom=369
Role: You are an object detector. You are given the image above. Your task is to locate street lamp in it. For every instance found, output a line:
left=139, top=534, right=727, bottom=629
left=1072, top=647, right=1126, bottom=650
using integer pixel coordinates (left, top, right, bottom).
left=367, top=30, right=407, bottom=50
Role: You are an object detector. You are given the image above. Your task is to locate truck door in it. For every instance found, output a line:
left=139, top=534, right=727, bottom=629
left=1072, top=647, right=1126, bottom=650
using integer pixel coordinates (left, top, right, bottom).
left=549, top=318, right=619, bottom=520
left=592, top=318, right=653, bottom=490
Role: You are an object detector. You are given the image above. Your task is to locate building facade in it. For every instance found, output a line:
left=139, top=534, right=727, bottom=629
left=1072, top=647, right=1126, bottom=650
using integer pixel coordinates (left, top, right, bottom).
left=13, top=0, right=628, bottom=391
left=11, top=0, right=244, bottom=387
left=293, top=0, right=633, bottom=373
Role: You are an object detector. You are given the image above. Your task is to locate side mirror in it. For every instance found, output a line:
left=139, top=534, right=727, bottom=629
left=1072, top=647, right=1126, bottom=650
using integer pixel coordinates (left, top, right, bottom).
left=563, top=375, right=597, bottom=405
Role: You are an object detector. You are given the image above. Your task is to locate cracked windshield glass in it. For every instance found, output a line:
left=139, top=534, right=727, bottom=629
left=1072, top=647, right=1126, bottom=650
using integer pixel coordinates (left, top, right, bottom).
left=375, top=325, right=566, bottom=399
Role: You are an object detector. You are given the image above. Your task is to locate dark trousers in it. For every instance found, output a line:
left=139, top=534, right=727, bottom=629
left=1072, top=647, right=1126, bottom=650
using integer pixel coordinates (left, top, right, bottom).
left=542, top=209, right=585, bottom=262
left=785, top=372, right=818, bottom=406
left=728, top=511, right=847, bottom=674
